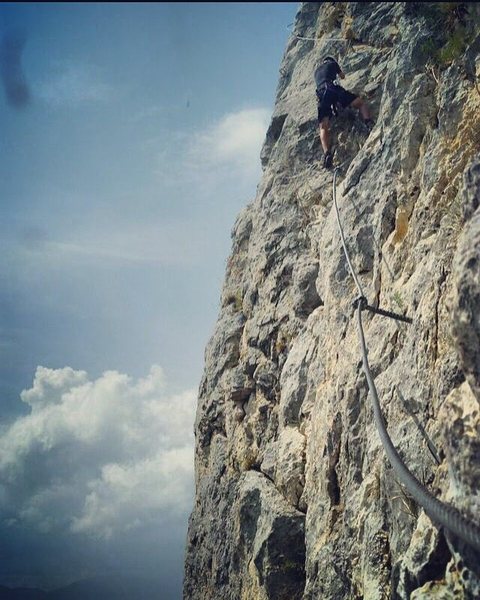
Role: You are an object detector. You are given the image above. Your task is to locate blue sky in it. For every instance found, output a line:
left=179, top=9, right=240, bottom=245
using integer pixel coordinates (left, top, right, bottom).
left=0, top=2, right=298, bottom=597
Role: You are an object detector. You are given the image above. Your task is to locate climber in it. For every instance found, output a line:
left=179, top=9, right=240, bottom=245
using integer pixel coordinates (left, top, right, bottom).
left=315, top=56, right=373, bottom=169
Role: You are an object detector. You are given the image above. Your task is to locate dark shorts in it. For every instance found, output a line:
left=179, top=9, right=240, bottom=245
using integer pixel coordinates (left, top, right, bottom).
left=317, top=83, right=358, bottom=122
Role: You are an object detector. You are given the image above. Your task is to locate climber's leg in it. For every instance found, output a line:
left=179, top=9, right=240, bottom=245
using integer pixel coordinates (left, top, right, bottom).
left=319, top=117, right=330, bottom=154
left=319, top=117, right=334, bottom=168
left=350, top=96, right=371, bottom=121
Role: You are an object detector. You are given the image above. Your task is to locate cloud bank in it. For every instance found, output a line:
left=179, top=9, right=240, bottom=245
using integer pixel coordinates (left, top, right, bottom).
left=0, top=365, right=196, bottom=539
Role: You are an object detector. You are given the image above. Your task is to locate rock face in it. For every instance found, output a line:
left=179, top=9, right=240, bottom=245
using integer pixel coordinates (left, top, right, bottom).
left=184, top=3, right=480, bottom=599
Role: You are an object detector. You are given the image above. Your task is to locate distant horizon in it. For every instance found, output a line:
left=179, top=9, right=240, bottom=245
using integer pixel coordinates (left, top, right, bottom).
left=0, top=571, right=178, bottom=597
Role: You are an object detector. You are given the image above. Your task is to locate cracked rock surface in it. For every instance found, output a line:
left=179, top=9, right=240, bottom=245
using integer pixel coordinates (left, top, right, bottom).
left=184, top=3, right=480, bottom=599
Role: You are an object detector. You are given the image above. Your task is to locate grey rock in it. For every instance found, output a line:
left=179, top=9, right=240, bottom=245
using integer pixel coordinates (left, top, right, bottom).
left=451, top=164, right=480, bottom=403
left=185, top=3, right=480, bottom=599
left=292, top=259, right=323, bottom=317
left=236, top=472, right=306, bottom=600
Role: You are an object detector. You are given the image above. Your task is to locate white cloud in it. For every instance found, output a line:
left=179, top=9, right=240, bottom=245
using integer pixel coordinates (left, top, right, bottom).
left=0, top=365, right=196, bottom=539
left=152, top=107, right=270, bottom=199
left=188, top=108, right=270, bottom=175
left=37, top=62, right=113, bottom=107
left=21, top=365, right=88, bottom=410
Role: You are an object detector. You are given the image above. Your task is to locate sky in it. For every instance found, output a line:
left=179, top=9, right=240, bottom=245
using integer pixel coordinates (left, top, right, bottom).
left=0, top=2, right=298, bottom=597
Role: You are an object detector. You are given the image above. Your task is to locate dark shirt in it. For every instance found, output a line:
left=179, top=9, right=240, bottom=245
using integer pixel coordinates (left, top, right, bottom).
left=314, top=62, right=341, bottom=88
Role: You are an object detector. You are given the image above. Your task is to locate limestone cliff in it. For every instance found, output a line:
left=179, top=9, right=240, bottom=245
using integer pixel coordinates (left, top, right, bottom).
left=184, top=3, right=480, bottom=598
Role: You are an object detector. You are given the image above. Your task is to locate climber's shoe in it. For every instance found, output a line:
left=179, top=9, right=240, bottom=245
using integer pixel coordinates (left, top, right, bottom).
left=363, top=118, right=374, bottom=133
left=323, top=150, right=333, bottom=169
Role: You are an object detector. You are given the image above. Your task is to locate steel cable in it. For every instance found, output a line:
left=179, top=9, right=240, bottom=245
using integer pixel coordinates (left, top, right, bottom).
left=332, top=168, right=365, bottom=298
left=333, top=168, right=480, bottom=552
left=357, top=302, right=480, bottom=552
left=286, top=23, right=351, bottom=44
